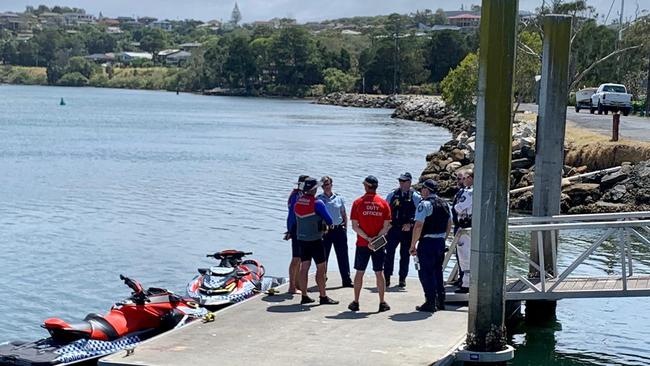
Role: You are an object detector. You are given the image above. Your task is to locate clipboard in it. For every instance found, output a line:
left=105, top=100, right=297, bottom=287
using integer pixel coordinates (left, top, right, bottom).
left=369, top=235, right=387, bottom=251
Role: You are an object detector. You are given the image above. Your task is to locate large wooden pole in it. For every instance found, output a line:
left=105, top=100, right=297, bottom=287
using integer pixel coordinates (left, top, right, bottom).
left=529, top=15, right=572, bottom=319
left=645, top=50, right=650, bottom=117
left=467, top=0, right=518, bottom=353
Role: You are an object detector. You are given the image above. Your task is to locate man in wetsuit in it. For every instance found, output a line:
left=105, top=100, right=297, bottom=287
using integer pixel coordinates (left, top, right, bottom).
left=384, top=172, right=421, bottom=288
left=285, top=175, right=308, bottom=294
left=292, top=177, right=338, bottom=305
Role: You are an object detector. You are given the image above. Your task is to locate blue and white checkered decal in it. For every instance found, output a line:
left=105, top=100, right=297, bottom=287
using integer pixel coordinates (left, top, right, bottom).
left=53, top=335, right=141, bottom=364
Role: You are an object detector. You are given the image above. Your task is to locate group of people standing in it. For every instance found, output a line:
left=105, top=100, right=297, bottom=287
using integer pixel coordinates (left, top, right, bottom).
left=283, top=170, right=473, bottom=313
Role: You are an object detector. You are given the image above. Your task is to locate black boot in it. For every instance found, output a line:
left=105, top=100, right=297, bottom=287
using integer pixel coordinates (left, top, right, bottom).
left=385, top=276, right=391, bottom=289
left=415, top=297, right=436, bottom=312
left=435, top=296, right=446, bottom=311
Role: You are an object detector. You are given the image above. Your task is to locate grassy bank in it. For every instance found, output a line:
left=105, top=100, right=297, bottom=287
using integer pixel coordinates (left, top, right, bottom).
left=1, top=65, right=182, bottom=91
left=516, top=112, right=650, bottom=170
left=0, top=65, right=47, bottom=85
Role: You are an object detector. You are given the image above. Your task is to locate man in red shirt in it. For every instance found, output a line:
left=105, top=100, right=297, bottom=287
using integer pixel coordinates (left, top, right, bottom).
left=349, top=175, right=392, bottom=312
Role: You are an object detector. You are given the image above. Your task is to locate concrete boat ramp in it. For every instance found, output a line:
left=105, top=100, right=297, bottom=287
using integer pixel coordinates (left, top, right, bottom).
left=100, top=273, right=467, bottom=366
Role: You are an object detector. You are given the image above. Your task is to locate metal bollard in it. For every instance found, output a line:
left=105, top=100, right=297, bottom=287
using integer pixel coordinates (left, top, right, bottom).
left=611, top=113, right=620, bottom=141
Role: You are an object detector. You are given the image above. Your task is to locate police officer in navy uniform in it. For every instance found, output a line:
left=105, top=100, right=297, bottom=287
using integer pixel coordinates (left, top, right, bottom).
left=384, top=172, right=421, bottom=288
left=409, top=179, right=451, bottom=312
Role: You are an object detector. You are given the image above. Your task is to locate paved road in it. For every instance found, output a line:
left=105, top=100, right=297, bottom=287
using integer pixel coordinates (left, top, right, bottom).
left=519, top=103, right=650, bottom=142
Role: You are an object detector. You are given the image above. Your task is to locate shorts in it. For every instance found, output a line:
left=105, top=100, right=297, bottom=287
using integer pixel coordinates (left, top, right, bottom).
left=291, top=238, right=301, bottom=258
left=354, top=246, right=386, bottom=272
left=298, top=239, right=326, bottom=264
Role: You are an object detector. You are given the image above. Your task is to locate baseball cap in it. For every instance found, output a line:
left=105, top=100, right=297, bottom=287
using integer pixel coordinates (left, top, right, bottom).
left=398, top=172, right=413, bottom=181
left=363, top=175, right=379, bottom=187
left=420, top=179, right=438, bottom=193
left=302, top=177, right=320, bottom=192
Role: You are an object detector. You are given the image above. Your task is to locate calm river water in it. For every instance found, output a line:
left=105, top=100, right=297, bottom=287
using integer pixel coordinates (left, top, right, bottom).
left=0, top=85, right=648, bottom=365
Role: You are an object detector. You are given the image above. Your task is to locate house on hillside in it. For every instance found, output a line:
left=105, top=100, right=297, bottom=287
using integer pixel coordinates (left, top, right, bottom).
left=151, top=20, right=172, bottom=31
left=98, top=18, right=120, bottom=27
left=38, top=12, right=65, bottom=27
left=447, top=13, right=480, bottom=28
left=63, top=12, right=95, bottom=26
left=85, top=53, right=116, bottom=64
left=138, top=16, right=157, bottom=25
left=106, top=26, right=123, bottom=34
left=157, top=49, right=180, bottom=63
left=179, top=42, right=202, bottom=51
left=198, top=19, right=221, bottom=31
left=166, top=51, right=192, bottom=66
left=116, top=52, right=153, bottom=63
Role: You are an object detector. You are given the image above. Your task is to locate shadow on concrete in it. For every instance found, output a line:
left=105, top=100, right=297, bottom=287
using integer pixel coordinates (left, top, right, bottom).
left=389, top=311, right=433, bottom=322
left=261, top=293, right=295, bottom=303
left=325, top=311, right=372, bottom=320
left=266, top=303, right=312, bottom=313
left=367, top=286, right=409, bottom=294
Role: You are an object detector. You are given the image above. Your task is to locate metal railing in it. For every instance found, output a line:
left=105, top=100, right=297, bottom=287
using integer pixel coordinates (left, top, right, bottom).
left=443, top=211, right=650, bottom=295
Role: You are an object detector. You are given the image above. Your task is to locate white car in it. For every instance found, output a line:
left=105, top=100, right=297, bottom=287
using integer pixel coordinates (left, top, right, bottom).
left=590, top=83, right=632, bottom=116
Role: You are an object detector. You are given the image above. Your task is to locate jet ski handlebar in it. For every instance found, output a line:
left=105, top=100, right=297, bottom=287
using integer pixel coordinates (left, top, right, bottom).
left=120, top=274, right=145, bottom=295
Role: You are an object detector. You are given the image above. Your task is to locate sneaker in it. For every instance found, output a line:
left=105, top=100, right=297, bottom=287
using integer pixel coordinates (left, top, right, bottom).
left=415, top=302, right=436, bottom=312
left=385, top=277, right=391, bottom=288
left=398, top=279, right=406, bottom=288
left=454, top=287, right=469, bottom=294
left=378, top=302, right=391, bottom=312
left=319, top=296, right=339, bottom=305
left=348, top=301, right=360, bottom=311
left=301, top=295, right=315, bottom=304
left=342, top=282, right=354, bottom=288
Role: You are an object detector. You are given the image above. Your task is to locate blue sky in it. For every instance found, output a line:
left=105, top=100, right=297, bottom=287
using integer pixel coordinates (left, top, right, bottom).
left=4, top=0, right=647, bottom=23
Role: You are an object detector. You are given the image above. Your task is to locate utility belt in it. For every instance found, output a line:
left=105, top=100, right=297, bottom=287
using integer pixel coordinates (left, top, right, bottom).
left=330, top=223, right=346, bottom=230
left=422, top=233, right=446, bottom=239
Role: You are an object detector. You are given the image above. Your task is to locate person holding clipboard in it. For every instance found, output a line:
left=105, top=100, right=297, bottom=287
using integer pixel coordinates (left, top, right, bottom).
left=348, top=175, right=392, bottom=313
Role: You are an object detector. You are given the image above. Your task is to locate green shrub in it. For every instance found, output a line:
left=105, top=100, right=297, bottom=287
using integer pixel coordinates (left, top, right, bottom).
left=568, top=92, right=576, bottom=106
left=89, top=73, right=109, bottom=87
left=57, top=72, right=89, bottom=86
left=441, top=53, right=478, bottom=118
left=323, top=67, right=357, bottom=93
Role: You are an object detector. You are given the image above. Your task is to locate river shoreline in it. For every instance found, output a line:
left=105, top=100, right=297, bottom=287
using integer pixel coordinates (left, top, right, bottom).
left=316, top=93, right=650, bottom=214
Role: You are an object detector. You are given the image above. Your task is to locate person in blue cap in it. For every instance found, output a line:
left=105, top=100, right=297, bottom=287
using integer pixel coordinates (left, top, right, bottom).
left=384, top=172, right=421, bottom=288
left=318, top=176, right=353, bottom=288
left=409, top=179, right=452, bottom=312
left=292, top=177, right=339, bottom=305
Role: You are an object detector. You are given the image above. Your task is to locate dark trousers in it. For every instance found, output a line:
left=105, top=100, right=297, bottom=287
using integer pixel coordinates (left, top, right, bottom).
left=417, top=237, right=446, bottom=302
left=322, top=226, right=352, bottom=285
left=384, top=226, right=412, bottom=280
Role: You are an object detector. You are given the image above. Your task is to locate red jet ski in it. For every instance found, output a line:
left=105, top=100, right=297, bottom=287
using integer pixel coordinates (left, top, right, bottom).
left=0, top=275, right=207, bottom=366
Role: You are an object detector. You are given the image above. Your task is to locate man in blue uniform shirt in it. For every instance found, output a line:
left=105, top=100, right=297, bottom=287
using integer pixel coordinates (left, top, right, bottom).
left=409, top=179, right=451, bottom=312
left=384, top=172, right=421, bottom=288
left=318, top=176, right=353, bottom=288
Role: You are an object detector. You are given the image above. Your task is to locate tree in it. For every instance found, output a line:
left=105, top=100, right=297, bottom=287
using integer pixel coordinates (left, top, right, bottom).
left=221, top=33, right=256, bottom=90
left=58, top=72, right=89, bottom=86
left=514, top=31, right=542, bottom=104
left=1, top=41, right=18, bottom=65
left=433, top=9, right=447, bottom=25
left=441, top=53, right=478, bottom=118
left=425, top=30, right=468, bottom=82
left=67, top=56, right=95, bottom=79
left=323, top=67, right=357, bottom=93
left=140, top=28, right=168, bottom=53
left=230, top=2, right=242, bottom=26
left=269, top=27, right=318, bottom=91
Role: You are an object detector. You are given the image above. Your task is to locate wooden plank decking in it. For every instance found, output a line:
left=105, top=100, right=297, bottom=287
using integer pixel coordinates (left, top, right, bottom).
left=446, top=276, right=650, bottom=302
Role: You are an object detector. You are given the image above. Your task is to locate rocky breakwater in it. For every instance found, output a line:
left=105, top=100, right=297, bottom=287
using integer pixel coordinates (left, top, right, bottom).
left=315, top=93, right=403, bottom=108
left=390, top=95, right=649, bottom=214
